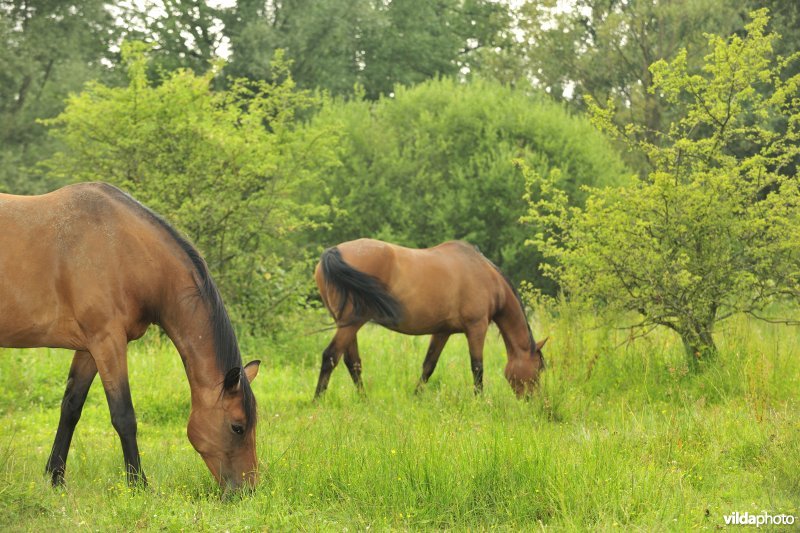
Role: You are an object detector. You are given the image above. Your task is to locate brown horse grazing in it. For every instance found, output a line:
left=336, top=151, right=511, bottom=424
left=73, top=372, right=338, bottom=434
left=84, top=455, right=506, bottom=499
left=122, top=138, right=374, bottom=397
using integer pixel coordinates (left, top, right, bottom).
left=0, top=183, right=260, bottom=490
left=314, top=238, right=547, bottom=398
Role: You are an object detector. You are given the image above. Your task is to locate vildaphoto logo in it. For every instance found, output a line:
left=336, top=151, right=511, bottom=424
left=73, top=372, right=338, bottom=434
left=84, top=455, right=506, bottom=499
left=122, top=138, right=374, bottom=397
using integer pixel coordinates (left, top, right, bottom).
left=723, top=511, right=796, bottom=527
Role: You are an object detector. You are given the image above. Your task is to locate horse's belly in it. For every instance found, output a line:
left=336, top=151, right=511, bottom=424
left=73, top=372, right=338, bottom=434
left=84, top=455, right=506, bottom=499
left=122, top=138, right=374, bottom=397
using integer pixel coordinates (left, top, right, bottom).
left=0, top=327, right=72, bottom=349
left=0, top=311, right=81, bottom=349
left=388, top=322, right=460, bottom=336
left=389, top=304, right=463, bottom=335
left=390, top=278, right=478, bottom=333
left=0, top=273, right=81, bottom=349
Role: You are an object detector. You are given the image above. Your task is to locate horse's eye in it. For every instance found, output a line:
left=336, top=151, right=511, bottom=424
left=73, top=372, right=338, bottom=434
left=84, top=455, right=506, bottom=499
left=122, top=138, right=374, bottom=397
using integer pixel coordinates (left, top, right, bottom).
left=231, top=424, right=244, bottom=435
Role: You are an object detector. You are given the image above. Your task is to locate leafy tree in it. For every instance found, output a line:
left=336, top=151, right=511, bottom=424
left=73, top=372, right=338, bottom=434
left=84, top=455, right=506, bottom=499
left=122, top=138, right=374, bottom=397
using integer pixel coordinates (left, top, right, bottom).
left=222, top=0, right=376, bottom=95
left=508, top=0, right=747, bottom=152
left=523, top=10, right=800, bottom=368
left=306, top=77, right=628, bottom=289
left=222, top=0, right=511, bottom=99
left=43, top=43, right=341, bottom=333
left=116, top=0, right=227, bottom=75
left=358, top=0, right=512, bottom=98
left=0, top=0, right=118, bottom=193
left=753, top=0, right=800, bottom=78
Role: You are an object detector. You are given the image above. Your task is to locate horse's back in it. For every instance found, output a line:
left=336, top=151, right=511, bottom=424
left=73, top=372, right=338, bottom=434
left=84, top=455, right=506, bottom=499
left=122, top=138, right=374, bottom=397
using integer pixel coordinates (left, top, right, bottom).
left=0, top=183, right=180, bottom=349
left=333, top=238, right=481, bottom=271
left=330, top=238, right=484, bottom=285
left=326, top=238, right=503, bottom=334
left=0, top=183, right=148, bottom=272
left=395, top=241, right=502, bottom=331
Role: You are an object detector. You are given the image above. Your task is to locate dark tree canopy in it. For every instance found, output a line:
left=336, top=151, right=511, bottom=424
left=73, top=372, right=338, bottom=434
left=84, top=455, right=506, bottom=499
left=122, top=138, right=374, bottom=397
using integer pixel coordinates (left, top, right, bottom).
left=115, top=0, right=227, bottom=75
left=222, top=0, right=511, bottom=98
left=501, top=0, right=749, bottom=173
left=0, top=0, right=119, bottom=193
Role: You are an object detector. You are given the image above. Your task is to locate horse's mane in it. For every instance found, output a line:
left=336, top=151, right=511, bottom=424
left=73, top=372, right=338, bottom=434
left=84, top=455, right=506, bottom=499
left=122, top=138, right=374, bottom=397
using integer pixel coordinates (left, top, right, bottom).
left=478, top=250, right=537, bottom=353
left=97, top=183, right=257, bottom=433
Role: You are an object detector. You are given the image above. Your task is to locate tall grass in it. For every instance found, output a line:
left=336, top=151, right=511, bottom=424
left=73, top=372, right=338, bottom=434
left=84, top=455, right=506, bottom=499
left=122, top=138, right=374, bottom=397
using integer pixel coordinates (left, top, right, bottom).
left=0, top=308, right=797, bottom=530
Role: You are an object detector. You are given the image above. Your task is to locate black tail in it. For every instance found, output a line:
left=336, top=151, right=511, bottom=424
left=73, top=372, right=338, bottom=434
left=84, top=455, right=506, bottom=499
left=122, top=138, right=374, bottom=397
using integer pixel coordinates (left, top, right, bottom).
left=320, top=247, right=402, bottom=326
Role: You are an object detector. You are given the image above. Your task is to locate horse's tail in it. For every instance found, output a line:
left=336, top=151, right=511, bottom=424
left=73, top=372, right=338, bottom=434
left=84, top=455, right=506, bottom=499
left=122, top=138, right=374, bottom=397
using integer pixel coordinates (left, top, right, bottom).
left=319, top=247, right=402, bottom=326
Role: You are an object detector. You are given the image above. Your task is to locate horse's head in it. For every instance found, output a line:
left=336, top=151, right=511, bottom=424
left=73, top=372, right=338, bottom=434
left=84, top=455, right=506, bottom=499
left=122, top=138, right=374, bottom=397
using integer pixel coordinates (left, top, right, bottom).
left=187, top=360, right=260, bottom=491
left=504, top=337, right=547, bottom=398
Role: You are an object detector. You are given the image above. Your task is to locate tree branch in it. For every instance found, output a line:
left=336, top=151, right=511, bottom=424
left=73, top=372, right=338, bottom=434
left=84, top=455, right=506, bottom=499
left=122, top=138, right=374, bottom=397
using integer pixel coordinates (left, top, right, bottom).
left=745, top=310, right=800, bottom=326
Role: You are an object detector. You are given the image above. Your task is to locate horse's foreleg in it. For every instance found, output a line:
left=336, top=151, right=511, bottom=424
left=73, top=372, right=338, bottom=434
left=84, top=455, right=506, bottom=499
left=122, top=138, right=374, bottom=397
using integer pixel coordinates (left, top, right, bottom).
left=45, top=350, right=97, bottom=486
left=343, top=337, right=365, bottom=394
left=91, top=334, right=146, bottom=487
left=415, top=333, right=450, bottom=393
left=465, top=324, right=488, bottom=394
left=314, top=325, right=359, bottom=399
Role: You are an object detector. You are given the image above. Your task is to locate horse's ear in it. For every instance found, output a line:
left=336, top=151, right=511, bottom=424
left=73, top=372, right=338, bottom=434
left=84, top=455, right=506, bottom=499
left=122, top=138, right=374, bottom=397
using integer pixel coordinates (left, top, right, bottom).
left=223, top=367, right=242, bottom=391
left=535, top=337, right=549, bottom=351
left=244, top=360, right=260, bottom=383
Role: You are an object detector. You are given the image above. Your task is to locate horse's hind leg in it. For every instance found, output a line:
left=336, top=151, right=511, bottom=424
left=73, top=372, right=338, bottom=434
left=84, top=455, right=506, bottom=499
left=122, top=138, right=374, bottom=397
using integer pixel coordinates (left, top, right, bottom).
left=343, top=337, right=365, bottom=394
left=45, top=350, right=97, bottom=486
left=90, top=332, right=146, bottom=487
left=415, top=333, right=450, bottom=393
left=314, top=325, right=360, bottom=399
left=465, top=324, right=488, bottom=394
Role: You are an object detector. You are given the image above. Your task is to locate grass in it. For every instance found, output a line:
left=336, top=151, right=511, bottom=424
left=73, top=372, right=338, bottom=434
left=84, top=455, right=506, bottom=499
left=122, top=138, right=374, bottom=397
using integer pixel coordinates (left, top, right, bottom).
left=0, top=307, right=798, bottom=531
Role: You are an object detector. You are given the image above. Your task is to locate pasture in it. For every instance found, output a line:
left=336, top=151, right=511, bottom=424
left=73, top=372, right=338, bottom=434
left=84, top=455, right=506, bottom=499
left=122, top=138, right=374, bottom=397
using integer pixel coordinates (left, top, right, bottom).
left=0, top=308, right=797, bottom=530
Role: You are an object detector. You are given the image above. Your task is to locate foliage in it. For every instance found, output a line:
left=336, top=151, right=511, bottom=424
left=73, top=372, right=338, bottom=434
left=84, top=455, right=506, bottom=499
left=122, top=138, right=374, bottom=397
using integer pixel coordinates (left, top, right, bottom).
left=42, top=43, right=341, bottom=333
left=505, top=0, right=748, bottom=170
left=753, top=0, right=800, bottom=78
left=307, top=77, right=628, bottom=288
left=1, top=308, right=798, bottom=529
left=3, top=1, right=798, bottom=196
left=221, top=0, right=512, bottom=99
left=523, top=10, right=800, bottom=367
left=0, top=0, right=120, bottom=194
left=114, top=0, right=227, bottom=76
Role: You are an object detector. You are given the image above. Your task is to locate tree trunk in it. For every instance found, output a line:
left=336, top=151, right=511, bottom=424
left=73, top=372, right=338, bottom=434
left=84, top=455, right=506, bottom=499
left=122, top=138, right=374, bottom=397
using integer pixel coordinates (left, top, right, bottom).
left=680, top=323, right=717, bottom=371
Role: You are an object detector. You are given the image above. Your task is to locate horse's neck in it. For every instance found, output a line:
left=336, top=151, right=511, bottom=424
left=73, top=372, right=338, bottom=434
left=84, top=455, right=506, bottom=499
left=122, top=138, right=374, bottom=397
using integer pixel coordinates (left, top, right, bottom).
left=159, top=289, right=221, bottom=392
left=493, top=284, right=532, bottom=360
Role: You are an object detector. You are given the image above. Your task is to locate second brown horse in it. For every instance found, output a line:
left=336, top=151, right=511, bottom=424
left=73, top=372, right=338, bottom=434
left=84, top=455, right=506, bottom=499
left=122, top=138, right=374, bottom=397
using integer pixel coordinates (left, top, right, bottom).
left=314, top=239, right=546, bottom=398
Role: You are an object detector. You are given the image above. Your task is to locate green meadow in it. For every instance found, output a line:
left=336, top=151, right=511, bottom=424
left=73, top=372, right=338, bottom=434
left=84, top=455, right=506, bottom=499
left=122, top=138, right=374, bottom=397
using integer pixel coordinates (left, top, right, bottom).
left=0, top=308, right=797, bottom=531
left=3, top=3, right=800, bottom=531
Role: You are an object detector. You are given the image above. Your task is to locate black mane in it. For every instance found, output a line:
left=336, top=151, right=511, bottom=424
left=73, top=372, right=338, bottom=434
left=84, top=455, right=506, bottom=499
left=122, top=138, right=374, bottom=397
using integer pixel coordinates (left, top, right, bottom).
left=481, top=254, right=539, bottom=355
left=98, top=183, right=257, bottom=433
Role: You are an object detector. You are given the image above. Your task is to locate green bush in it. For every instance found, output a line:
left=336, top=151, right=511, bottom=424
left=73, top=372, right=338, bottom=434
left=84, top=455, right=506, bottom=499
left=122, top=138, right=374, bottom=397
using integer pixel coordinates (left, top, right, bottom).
left=306, top=77, right=628, bottom=289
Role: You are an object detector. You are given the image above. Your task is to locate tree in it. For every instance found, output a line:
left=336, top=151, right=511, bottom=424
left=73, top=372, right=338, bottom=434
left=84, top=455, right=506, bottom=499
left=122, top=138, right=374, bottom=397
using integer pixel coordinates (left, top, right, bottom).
left=359, top=0, right=512, bottom=98
left=508, top=0, right=748, bottom=156
left=523, top=10, right=800, bottom=368
left=221, top=0, right=511, bottom=99
left=306, top=77, right=628, bottom=289
left=753, top=0, right=800, bottom=78
left=43, top=43, right=341, bottom=333
left=221, top=0, right=376, bottom=95
left=0, top=0, right=119, bottom=193
left=115, top=0, right=228, bottom=76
